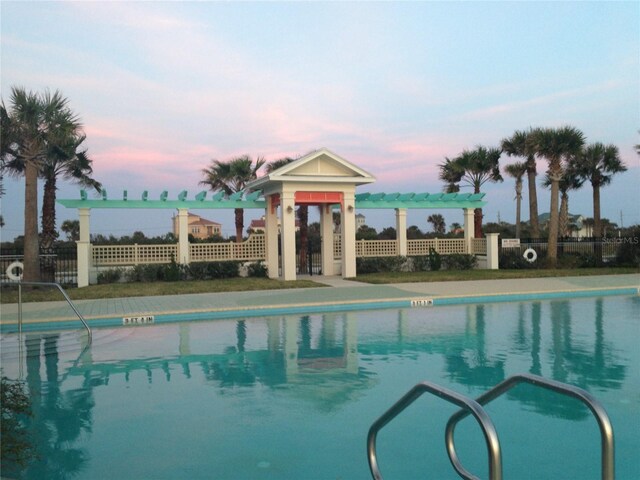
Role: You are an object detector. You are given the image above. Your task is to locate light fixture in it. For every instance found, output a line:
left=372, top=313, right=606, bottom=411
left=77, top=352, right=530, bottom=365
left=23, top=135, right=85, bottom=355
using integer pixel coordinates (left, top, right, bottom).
left=347, top=205, right=354, bottom=212
left=287, top=205, right=294, bottom=213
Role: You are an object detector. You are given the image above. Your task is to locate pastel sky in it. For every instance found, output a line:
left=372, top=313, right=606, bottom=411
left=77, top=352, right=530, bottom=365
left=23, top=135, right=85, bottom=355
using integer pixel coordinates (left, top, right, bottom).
left=1, top=1, right=639, bottom=239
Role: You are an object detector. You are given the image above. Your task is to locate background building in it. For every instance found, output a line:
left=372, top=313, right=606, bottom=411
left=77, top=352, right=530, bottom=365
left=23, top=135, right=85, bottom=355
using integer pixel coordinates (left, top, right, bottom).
left=172, top=212, right=221, bottom=240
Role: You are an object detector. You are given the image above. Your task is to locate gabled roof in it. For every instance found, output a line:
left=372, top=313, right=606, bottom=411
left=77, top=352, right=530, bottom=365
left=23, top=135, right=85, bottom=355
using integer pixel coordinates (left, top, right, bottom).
left=247, top=148, right=376, bottom=190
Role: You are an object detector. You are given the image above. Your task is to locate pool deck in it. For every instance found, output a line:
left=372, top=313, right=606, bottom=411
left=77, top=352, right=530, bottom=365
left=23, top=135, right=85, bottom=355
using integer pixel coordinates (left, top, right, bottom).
left=1, top=273, right=638, bottom=330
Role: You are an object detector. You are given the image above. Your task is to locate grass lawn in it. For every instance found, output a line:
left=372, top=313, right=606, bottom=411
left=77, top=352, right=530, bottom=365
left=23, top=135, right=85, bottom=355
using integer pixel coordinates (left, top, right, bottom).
left=349, top=267, right=639, bottom=284
left=0, top=277, right=324, bottom=303
left=1, top=268, right=637, bottom=303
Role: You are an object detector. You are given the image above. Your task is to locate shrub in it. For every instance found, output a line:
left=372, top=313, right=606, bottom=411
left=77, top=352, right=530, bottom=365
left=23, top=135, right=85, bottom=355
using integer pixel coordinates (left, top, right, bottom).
left=356, top=256, right=408, bottom=274
left=1, top=377, right=36, bottom=471
left=499, top=250, right=535, bottom=269
left=160, top=258, right=182, bottom=281
left=615, top=229, right=640, bottom=267
left=97, top=268, right=124, bottom=284
left=125, top=264, right=162, bottom=282
left=186, top=261, right=240, bottom=280
left=247, top=261, right=268, bottom=278
left=411, top=255, right=431, bottom=272
left=428, top=248, right=441, bottom=271
left=442, top=254, right=478, bottom=270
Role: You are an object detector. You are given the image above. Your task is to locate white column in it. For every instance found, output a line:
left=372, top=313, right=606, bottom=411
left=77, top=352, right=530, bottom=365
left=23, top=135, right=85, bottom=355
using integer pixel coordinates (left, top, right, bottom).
left=280, top=192, right=297, bottom=281
left=341, top=193, right=356, bottom=278
left=485, top=232, right=499, bottom=270
left=265, top=196, right=279, bottom=279
left=320, top=204, right=334, bottom=276
left=77, top=208, right=91, bottom=287
left=177, top=208, right=190, bottom=264
left=463, top=208, right=475, bottom=254
left=395, top=208, right=407, bottom=256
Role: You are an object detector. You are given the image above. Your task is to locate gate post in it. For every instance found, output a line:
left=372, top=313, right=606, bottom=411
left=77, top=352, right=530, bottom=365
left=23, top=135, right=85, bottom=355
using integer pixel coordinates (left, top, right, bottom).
left=77, top=208, right=92, bottom=287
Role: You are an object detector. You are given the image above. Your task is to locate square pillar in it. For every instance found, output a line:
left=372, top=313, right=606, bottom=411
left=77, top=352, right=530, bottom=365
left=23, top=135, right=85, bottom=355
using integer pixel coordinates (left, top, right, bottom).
left=265, top=196, right=279, bottom=279
left=463, top=208, right=475, bottom=254
left=395, top=208, right=407, bottom=256
left=341, top=193, right=356, bottom=278
left=177, top=208, right=190, bottom=264
left=280, top=193, right=297, bottom=281
left=485, top=232, right=499, bottom=270
left=76, top=208, right=91, bottom=288
left=320, top=204, right=334, bottom=276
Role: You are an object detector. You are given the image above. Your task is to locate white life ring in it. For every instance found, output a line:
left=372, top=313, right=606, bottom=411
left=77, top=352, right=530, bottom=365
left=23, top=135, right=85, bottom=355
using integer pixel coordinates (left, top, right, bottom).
left=6, top=261, right=24, bottom=281
left=523, top=248, right=537, bottom=263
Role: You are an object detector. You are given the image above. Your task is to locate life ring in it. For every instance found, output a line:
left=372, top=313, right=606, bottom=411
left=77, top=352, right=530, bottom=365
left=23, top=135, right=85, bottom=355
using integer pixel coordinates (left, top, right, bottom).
left=523, top=248, right=537, bottom=263
left=6, top=261, right=24, bottom=281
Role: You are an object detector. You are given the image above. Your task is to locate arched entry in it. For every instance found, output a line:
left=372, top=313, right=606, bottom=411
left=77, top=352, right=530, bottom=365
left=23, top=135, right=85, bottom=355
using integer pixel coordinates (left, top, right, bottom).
left=247, top=148, right=376, bottom=281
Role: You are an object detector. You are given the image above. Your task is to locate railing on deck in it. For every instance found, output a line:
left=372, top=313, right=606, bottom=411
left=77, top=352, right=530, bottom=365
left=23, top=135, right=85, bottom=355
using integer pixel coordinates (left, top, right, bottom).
left=190, top=235, right=265, bottom=261
left=91, top=234, right=483, bottom=265
left=93, top=244, right=178, bottom=266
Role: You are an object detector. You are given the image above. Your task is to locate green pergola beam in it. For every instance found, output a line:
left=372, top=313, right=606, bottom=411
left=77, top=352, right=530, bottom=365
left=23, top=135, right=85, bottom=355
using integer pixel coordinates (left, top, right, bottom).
left=58, top=189, right=268, bottom=209
left=58, top=189, right=486, bottom=210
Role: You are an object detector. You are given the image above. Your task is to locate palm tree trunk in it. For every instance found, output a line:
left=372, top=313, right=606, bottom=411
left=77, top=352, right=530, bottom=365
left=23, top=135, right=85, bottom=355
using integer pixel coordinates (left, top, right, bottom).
left=559, top=191, right=569, bottom=238
left=547, top=178, right=560, bottom=267
left=473, top=185, right=483, bottom=238
left=527, top=164, right=540, bottom=237
left=515, top=179, right=522, bottom=238
left=593, top=183, right=602, bottom=265
left=234, top=208, right=243, bottom=243
left=40, top=177, right=58, bottom=282
left=23, top=156, right=40, bottom=281
left=474, top=208, right=483, bottom=238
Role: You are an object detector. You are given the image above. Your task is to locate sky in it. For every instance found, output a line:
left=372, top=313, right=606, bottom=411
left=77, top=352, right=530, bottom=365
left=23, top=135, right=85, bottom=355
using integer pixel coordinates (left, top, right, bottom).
left=1, top=1, right=639, bottom=240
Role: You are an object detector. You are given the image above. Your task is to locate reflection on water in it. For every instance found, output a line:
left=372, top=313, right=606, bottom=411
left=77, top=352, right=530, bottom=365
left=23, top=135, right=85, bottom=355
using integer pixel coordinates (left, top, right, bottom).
left=1, top=296, right=638, bottom=479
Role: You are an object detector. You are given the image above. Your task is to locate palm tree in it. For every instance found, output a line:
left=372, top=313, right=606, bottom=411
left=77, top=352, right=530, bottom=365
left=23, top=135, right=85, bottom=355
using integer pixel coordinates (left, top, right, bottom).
left=501, top=129, right=541, bottom=237
left=531, top=126, right=585, bottom=266
left=438, top=146, right=502, bottom=237
left=574, top=143, right=626, bottom=264
left=427, top=213, right=446, bottom=235
left=542, top=167, right=584, bottom=238
left=1, top=88, right=79, bottom=281
left=41, top=132, right=101, bottom=251
left=504, top=161, right=527, bottom=238
left=200, top=155, right=265, bottom=242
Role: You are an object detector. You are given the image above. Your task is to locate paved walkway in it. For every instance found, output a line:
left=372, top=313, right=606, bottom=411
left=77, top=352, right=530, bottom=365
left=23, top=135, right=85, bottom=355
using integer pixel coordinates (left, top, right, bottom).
left=1, top=273, right=638, bottom=328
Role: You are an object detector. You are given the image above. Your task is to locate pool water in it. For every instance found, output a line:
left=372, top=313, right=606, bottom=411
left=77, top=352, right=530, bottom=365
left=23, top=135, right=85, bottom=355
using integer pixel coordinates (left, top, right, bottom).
left=1, top=296, right=638, bottom=479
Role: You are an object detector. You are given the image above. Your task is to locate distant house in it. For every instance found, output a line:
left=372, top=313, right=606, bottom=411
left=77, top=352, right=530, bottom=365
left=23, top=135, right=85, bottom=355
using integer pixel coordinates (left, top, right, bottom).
left=538, top=212, right=589, bottom=238
left=249, top=216, right=299, bottom=234
left=355, top=213, right=366, bottom=230
left=172, top=212, right=222, bottom=240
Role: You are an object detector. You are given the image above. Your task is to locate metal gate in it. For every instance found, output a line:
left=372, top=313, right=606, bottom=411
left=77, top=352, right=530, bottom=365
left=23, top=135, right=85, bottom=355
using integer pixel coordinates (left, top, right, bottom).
left=0, top=245, right=78, bottom=285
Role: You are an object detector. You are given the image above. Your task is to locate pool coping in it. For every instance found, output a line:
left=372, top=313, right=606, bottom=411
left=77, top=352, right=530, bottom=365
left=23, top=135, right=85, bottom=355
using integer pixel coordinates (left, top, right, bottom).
left=2, top=283, right=638, bottom=333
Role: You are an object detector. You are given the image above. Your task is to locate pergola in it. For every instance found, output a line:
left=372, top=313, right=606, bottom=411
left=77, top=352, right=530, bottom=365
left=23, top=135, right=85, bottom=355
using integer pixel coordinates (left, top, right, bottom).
left=58, top=148, right=490, bottom=285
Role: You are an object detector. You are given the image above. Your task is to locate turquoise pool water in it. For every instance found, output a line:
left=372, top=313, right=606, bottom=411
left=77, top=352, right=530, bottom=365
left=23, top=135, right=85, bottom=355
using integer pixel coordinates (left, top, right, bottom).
left=1, top=295, right=638, bottom=479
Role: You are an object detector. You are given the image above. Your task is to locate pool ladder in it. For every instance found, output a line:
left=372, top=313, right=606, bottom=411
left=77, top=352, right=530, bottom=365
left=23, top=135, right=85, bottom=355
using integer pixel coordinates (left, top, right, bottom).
left=4, top=281, right=92, bottom=344
left=367, top=373, right=614, bottom=480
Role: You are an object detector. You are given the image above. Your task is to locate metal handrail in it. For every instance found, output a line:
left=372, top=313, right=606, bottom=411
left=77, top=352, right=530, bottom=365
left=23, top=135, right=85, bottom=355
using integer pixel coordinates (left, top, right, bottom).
left=367, top=381, right=502, bottom=480
left=445, top=373, right=614, bottom=480
left=4, top=281, right=92, bottom=344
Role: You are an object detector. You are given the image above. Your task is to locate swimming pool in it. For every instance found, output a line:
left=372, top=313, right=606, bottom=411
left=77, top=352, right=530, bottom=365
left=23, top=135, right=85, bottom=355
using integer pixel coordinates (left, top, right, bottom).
left=1, top=295, right=638, bottom=479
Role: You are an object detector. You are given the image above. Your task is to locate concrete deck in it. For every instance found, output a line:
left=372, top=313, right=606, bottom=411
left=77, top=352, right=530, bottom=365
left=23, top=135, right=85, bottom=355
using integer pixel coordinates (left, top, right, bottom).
left=1, top=273, right=638, bottom=331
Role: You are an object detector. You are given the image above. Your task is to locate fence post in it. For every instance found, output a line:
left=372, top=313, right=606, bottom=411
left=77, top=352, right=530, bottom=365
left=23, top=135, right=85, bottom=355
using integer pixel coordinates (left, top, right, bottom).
left=485, top=233, right=499, bottom=270
left=77, top=207, right=91, bottom=287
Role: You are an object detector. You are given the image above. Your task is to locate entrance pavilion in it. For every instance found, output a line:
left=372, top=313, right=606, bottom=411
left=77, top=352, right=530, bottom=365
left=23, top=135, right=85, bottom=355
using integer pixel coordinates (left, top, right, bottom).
left=58, top=148, right=492, bottom=286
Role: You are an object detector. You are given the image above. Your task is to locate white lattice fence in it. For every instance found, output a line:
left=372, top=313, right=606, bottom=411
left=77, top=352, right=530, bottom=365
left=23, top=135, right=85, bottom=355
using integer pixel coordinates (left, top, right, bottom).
left=190, top=234, right=266, bottom=262
left=356, top=239, right=398, bottom=257
left=472, top=238, right=487, bottom=255
left=93, top=244, right=178, bottom=266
